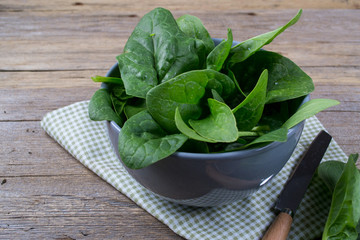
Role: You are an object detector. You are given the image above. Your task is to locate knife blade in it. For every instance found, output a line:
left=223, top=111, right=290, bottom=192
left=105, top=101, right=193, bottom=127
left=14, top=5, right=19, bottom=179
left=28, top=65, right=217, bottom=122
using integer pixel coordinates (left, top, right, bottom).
left=262, top=130, right=332, bottom=240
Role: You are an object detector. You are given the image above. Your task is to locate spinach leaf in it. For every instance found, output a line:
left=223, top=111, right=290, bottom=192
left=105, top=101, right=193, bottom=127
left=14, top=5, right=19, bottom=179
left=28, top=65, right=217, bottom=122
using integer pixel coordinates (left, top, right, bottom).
left=322, top=154, right=360, bottom=240
left=232, top=69, right=268, bottom=131
left=146, top=70, right=209, bottom=133
left=230, top=50, right=314, bottom=104
left=189, top=98, right=238, bottom=143
left=175, top=107, right=217, bottom=143
left=318, top=161, right=346, bottom=192
left=282, top=99, right=340, bottom=129
left=241, top=127, right=288, bottom=149
left=110, top=93, right=126, bottom=119
left=117, top=7, right=200, bottom=98
left=146, top=69, right=234, bottom=133
left=235, top=98, right=339, bottom=149
left=118, top=110, right=188, bottom=169
left=205, top=69, right=235, bottom=100
left=207, top=28, right=233, bottom=71
left=124, top=99, right=147, bottom=119
left=177, top=14, right=214, bottom=68
left=228, top=9, right=302, bottom=65
left=88, top=88, right=124, bottom=127
left=211, top=89, right=225, bottom=103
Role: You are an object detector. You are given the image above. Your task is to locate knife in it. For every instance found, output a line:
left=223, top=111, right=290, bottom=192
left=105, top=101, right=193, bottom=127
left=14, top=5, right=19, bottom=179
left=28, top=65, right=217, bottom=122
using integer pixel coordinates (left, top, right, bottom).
left=262, top=130, right=332, bottom=240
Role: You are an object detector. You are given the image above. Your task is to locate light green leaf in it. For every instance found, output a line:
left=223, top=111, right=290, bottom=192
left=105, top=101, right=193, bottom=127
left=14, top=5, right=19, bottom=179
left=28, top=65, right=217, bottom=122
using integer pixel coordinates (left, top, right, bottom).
left=189, top=98, right=238, bottom=143
left=175, top=107, right=216, bottom=143
left=283, top=99, right=340, bottom=129
left=91, top=75, right=124, bottom=85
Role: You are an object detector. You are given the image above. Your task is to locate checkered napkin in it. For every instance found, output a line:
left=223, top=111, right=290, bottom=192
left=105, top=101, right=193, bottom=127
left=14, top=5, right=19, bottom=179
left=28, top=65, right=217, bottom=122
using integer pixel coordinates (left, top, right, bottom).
left=41, top=101, right=348, bottom=240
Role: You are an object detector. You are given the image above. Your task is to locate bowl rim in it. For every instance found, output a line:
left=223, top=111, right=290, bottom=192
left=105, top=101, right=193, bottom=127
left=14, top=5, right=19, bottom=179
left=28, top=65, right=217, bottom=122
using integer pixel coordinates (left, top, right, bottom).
left=104, top=38, right=308, bottom=160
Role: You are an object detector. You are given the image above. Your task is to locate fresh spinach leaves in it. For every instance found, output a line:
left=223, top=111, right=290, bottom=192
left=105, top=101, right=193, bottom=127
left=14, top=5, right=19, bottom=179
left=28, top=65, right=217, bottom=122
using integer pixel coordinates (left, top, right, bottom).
left=89, top=7, right=339, bottom=169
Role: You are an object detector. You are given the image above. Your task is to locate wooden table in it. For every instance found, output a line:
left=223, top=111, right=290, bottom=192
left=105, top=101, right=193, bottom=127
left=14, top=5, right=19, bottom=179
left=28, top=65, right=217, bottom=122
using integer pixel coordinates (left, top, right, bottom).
left=1, top=1, right=359, bottom=239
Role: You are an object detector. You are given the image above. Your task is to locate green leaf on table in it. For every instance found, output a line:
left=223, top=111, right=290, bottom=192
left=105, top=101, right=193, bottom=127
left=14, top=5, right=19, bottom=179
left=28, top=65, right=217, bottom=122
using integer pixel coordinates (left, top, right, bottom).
left=189, top=98, right=238, bottom=143
left=207, top=28, right=233, bottom=71
left=88, top=88, right=124, bottom=127
left=232, top=69, right=268, bottom=131
left=322, top=154, right=360, bottom=240
left=318, top=160, right=346, bottom=192
left=282, top=99, right=340, bottom=129
left=230, top=50, right=314, bottom=104
left=117, top=7, right=200, bottom=98
left=177, top=14, right=215, bottom=68
left=228, top=9, right=302, bottom=65
left=118, top=110, right=188, bottom=169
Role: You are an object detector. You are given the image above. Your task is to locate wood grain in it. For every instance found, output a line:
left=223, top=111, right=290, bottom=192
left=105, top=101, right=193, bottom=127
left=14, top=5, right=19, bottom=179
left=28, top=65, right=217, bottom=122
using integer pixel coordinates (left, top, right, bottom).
left=1, top=1, right=359, bottom=239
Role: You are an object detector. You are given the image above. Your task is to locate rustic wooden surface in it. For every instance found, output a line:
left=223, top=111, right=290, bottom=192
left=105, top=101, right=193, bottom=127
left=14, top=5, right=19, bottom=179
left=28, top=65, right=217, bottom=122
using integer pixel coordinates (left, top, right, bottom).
left=1, top=0, right=359, bottom=239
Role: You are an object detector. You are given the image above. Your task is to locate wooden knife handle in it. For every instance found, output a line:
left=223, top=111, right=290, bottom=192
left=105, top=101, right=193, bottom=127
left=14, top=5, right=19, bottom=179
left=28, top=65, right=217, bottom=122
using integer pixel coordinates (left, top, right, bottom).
left=262, top=212, right=293, bottom=240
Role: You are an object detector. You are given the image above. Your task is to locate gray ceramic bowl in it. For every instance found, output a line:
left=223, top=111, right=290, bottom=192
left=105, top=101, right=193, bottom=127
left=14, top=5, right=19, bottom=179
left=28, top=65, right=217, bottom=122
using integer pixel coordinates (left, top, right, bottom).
left=104, top=39, right=307, bottom=207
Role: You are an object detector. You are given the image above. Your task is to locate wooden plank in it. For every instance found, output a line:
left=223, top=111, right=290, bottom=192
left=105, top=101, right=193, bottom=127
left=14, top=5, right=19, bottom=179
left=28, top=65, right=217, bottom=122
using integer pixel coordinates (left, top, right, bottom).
left=1, top=0, right=359, bottom=13
left=0, top=10, right=359, bottom=70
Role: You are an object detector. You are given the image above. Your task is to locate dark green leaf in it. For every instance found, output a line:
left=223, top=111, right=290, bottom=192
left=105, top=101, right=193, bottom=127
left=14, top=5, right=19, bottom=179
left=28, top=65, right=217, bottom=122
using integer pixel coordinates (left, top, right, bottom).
left=88, top=89, right=124, bottom=126
left=205, top=69, right=235, bottom=100
left=118, top=110, right=188, bottom=169
left=177, top=14, right=214, bottom=68
left=124, top=99, right=147, bottom=119
left=232, top=69, right=268, bottom=131
left=207, top=28, right=233, bottom=71
left=178, top=139, right=209, bottom=153
left=230, top=50, right=314, bottom=104
left=228, top=9, right=302, bottom=64
left=189, top=98, right=238, bottom=143
left=318, top=161, right=346, bottom=192
left=117, top=7, right=200, bottom=98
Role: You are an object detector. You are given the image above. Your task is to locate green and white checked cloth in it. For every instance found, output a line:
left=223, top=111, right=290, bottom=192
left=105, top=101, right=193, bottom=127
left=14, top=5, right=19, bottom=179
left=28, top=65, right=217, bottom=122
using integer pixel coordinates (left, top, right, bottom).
left=41, top=101, right=348, bottom=240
